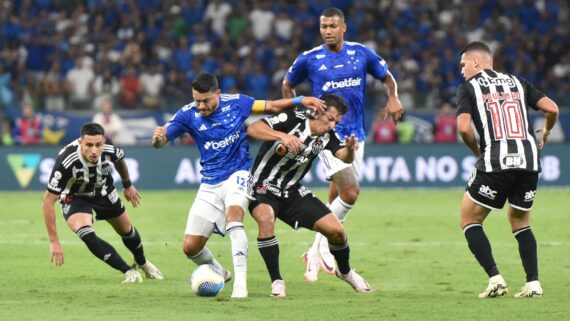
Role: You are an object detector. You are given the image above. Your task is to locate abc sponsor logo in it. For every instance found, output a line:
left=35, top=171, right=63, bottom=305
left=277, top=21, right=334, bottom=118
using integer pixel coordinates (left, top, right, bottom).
left=478, top=185, right=497, bottom=200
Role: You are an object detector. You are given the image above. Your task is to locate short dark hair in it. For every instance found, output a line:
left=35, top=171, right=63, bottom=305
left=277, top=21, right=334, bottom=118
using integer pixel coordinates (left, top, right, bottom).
left=321, top=7, right=344, bottom=20
left=461, top=41, right=492, bottom=55
left=321, top=93, right=348, bottom=115
left=80, top=122, right=105, bottom=137
left=192, top=72, right=219, bottom=93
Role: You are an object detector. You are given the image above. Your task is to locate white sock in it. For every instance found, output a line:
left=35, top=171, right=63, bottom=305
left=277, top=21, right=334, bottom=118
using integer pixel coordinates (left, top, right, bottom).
left=329, top=197, right=353, bottom=223
left=188, top=247, right=223, bottom=271
left=227, top=221, right=248, bottom=287
left=308, top=233, right=324, bottom=258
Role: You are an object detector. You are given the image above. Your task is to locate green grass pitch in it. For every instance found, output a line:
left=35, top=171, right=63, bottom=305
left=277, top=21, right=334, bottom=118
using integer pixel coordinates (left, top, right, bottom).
left=0, top=188, right=569, bottom=321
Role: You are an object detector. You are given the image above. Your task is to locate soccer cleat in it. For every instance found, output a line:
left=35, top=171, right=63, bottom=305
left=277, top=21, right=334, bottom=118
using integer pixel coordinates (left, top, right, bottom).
left=139, top=261, right=164, bottom=280
left=122, top=269, right=143, bottom=283
left=514, top=281, right=543, bottom=298
left=302, top=250, right=321, bottom=282
left=336, top=269, right=372, bottom=293
left=270, top=279, right=286, bottom=298
left=478, top=275, right=508, bottom=298
left=318, top=245, right=337, bottom=275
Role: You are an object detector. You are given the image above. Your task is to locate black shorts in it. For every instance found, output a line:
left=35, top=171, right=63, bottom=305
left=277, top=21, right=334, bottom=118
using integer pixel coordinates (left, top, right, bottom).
left=248, top=184, right=331, bottom=230
left=60, top=189, right=125, bottom=221
left=466, top=169, right=538, bottom=210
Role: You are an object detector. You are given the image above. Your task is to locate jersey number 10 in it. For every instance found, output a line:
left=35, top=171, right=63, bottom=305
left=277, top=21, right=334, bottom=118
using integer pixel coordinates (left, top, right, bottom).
left=486, top=101, right=526, bottom=140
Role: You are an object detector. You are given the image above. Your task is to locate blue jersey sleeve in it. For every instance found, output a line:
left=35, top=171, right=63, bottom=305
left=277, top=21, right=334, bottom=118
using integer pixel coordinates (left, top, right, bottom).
left=285, top=54, right=309, bottom=86
left=238, top=94, right=255, bottom=117
left=364, top=47, right=389, bottom=80
left=165, top=107, right=191, bottom=141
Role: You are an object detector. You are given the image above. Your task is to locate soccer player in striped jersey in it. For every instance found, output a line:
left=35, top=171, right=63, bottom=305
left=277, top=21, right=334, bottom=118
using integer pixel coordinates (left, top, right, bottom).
left=456, top=41, right=559, bottom=298
left=248, top=94, right=372, bottom=297
left=282, top=7, right=403, bottom=280
left=42, top=123, right=163, bottom=283
left=151, top=72, right=324, bottom=298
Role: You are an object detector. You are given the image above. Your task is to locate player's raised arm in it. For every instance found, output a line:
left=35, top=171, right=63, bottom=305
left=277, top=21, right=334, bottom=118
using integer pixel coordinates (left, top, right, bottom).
left=254, top=96, right=325, bottom=114
left=42, top=191, right=64, bottom=266
left=114, top=158, right=141, bottom=208
left=247, top=119, right=303, bottom=154
left=152, top=126, right=168, bottom=148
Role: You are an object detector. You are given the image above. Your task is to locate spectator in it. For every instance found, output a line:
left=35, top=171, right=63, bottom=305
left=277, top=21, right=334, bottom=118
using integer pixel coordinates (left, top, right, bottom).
left=434, top=101, right=457, bottom=143
left=41, top=61, right=65, bottom=112
left=140, top=63, right=164, bottom=109
left=119, top=65, right=140, bottom=109
left=92, top=99, right=123, bottom=144
left=93, top=69, right=120, bottom=111
left=13, top=103, right=42, bottom=145
left=204, top=0, right=232, bottom=36
left=0, top=63, right=13, bottom=108
left=65, top=56, right=95, bottom=110
left=396, top=115, right=415, bottom=144
left=371, top=108, right=397, bottom=144
left=249, top=1, right=275, bottom=41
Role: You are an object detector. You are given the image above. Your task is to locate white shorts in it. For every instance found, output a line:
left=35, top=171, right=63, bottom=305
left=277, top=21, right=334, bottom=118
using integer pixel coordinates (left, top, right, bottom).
left=184, top=170, right=251, bottom=238
left=318, top=142, right=365, bottom=180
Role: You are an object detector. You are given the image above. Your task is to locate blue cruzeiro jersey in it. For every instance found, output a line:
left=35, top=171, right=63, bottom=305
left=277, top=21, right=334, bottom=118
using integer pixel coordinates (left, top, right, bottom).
left=165, top=93, right=255, bottom=185
left=286, top=42, right=389, bottom=141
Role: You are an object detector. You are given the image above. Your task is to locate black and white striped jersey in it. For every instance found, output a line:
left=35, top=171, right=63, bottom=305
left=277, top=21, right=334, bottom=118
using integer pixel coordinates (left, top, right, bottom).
left=46, top=140, right=125, bottom=197
left=456, top=69, right=545, bottom=173
left=250, top=109, right=345, bottom=193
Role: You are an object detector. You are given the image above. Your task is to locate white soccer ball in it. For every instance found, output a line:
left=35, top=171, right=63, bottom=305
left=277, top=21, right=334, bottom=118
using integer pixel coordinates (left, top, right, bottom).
left=190, top=264, right=225, bottom=297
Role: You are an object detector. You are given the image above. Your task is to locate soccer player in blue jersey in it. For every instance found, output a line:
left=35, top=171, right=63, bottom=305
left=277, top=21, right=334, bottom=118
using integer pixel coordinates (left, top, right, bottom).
left=151, top=73, right=324, bottom=298
left=282, top=7, right=404, bottom=281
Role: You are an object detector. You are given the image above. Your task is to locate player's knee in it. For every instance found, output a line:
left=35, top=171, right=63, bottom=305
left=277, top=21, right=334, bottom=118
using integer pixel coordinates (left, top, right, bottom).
left=182, top=239, right=202, bottom=257
left=338, top=186, right=359, bottom=205
left=255, top=214, right=275, bottom=234
left=324, top=225, right=346, bottom=244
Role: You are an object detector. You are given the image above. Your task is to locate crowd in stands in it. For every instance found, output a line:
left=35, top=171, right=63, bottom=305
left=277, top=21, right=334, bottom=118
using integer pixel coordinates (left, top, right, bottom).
left=0, top=0, right=568, bottom=145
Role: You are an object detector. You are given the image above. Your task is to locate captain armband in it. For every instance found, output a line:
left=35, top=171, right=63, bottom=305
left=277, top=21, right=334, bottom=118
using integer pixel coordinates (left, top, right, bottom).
left=252, top=100, right=267, bottom=114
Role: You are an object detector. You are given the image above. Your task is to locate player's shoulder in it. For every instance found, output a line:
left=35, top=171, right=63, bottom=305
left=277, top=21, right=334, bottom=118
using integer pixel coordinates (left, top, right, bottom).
left=56, top=140, right=80, bottom=168
left=300, top=45, right=326, bottom=57
left=103, top=143, right=125, bottom=159
left=220, top=93, right=240, bottom=101
left=344, top=41, right=373, bottom=53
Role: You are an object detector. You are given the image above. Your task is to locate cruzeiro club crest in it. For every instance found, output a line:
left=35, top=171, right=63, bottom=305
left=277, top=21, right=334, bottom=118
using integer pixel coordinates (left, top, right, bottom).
left=7, top=154, right=42, bottom=188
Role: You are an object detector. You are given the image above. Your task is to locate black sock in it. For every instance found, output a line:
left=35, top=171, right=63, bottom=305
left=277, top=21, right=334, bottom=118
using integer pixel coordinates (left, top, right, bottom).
left=514, top=227, right=539, bottom=282
left=121, top=226, right=146, bottom=266
left=257, top=236, right=282, bottom=282
left=76, top=226, right=131, bottom=273
left=463, top=223, right=499, bottom=277
left=329, top=241, right=350, bottom=275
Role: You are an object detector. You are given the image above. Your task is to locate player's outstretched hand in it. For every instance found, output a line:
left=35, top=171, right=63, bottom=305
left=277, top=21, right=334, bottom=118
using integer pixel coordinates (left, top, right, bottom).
left=124, top=185, right=141, bottom=208
left=281, top=134, right=304, bottom=154
left=50, top=241, right=64, bottom=266
left=383, top=97, right=404, bottom=124
left=344, top=134, right=359, bottom=152
left=536, top=127, right=550, bottom=149
left=152, top=126, right=167, bottom=147
left=301, top=97, right=326, bottom=113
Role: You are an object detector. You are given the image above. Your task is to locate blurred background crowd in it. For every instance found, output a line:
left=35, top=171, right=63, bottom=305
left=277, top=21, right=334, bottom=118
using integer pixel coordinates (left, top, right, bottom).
left=0, top=0, right=568, bottom=146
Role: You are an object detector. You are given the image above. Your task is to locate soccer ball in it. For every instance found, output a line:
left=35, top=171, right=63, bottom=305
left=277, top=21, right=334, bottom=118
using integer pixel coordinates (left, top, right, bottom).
left=190, top=264, right=225, bottom=297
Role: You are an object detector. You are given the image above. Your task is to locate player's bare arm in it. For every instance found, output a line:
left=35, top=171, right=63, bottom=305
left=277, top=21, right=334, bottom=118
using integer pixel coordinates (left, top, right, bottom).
left=281, top=77, right=296, bottom=98
left=335, top=135, right=359, bottom=164
left=152, top=126, right=167, bottom=148
left=114, top=158, right=141, bottom=208
left=263, top=96, right=326, bottom=114
left=42, top=191, right=64, bottom=266
left=247, top=120, right=303, bottom=154
left=381, top=71, right=404, bottom=124
left=457, top=113, right=481, bottom=157
left=534, top=96, right=559, bottom=149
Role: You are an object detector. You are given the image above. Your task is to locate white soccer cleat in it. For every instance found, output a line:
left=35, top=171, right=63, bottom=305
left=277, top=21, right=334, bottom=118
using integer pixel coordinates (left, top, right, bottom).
left=514, top=280, right=543, bottom=298
left=336, top=269, right=372, bottom=293
left=270, top=279, right=286, bottom=298
left=318, top=244, right=337, bottom=275
left=478, top=275, right=508, bottom=298
left=302, top=250, right=321, bottom=282
left=139, top=261, right=164, bottom=280
left=122, top=269, right=143, bottom=283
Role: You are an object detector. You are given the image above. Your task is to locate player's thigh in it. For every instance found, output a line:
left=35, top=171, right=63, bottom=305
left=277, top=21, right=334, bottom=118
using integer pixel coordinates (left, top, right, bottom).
left=60, top=196, right=94, bottom=231
left=507, top=172, right=538, bottom=211
left=222, top=170, right=251, bottom=221
left=279, top=186, right=331, bottom=230
left=249, top=192, right=279, bottom=236
left=92, top=189, right=126, bottom=222
left=185, top=196, right=224, bottom=238
left=106, top=211, right=132, bottom=235
left=464, top=169, right=509, bottom=212
left=460, top=192, right=491, bottom=227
